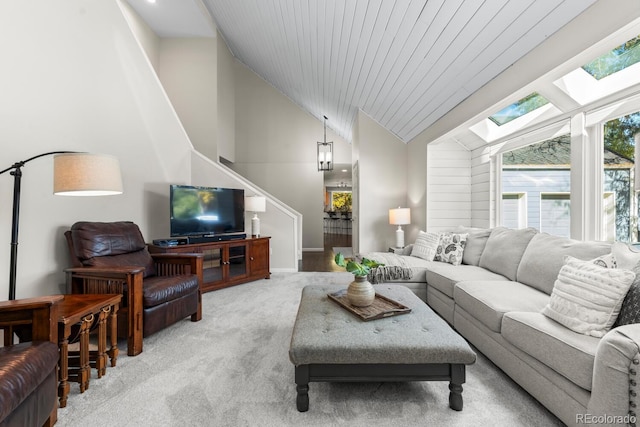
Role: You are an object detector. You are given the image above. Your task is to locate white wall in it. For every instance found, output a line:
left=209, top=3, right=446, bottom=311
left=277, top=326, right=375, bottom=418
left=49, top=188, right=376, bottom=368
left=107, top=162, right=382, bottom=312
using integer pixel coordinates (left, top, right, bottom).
left=406, top=138, right=427, bottom=242
left=158, top=38, right=218, bottom=161
left=426, top=140, right=471, bottom=232
left=471, top=146, right=493, bottom=228
left=0, top=0, right=194, bottom=299
left=120, top=0, right=160, bottom=70
left=190, top=153, right=299, bottom=271
left=354, top=111, right=408, bottom=253
left=230, top=62, right=351, bottom=251
left=217, top=34, right=236, bottom=162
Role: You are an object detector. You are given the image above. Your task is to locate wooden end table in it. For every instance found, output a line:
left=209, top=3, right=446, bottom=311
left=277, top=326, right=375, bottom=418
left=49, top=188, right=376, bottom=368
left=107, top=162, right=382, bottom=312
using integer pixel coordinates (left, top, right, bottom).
left=57, top=293, right=121, bottom=408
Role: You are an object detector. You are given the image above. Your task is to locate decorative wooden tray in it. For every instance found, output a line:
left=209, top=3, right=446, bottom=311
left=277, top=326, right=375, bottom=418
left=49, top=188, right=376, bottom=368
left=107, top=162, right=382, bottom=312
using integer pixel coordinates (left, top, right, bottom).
left=327, top=289, right=412, bottom=321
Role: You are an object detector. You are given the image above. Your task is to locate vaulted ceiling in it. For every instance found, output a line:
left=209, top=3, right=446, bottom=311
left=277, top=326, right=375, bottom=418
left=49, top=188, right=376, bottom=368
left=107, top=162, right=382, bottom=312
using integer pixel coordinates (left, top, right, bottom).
left=126, top=0, right=597, bottom=143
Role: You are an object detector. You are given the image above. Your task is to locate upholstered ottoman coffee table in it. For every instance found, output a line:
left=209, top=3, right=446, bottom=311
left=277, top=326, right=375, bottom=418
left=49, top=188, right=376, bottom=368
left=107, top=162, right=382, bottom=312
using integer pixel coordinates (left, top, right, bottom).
left=289, top=284, right=476, bottom=412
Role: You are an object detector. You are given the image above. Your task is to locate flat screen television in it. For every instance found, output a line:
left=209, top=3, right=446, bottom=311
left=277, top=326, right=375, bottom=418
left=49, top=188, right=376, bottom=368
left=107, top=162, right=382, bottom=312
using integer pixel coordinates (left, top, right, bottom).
left=170, top=185, right=245, bottom=237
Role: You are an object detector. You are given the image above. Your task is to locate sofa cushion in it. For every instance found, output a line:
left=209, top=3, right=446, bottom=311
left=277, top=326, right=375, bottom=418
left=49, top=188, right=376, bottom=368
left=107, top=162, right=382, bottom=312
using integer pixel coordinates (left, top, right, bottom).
left=542, top=256, right=635, bottom=337
left=71, top=221, right=147, bottom=258
left=478, top=227, right=537, bottom=281
left=433, top=232, right=467, bottom=266
left=426, top=263, right=508, bottom=298
left=517, top=232, right=611, bottom=295
left=0, top=341, right=59, bottom=422
left=83, top=248, right=156, bottom=278
left=454, top=280, right=549, bottom=333
left=502, top=311, right=600, bottom=391
left=410, top=231, right=440, bottom=261
left=71, top=221, right=156, bottom=277
left=142, top=274, right=199, bottom=308
left=453, top=226, right=491, bottom=266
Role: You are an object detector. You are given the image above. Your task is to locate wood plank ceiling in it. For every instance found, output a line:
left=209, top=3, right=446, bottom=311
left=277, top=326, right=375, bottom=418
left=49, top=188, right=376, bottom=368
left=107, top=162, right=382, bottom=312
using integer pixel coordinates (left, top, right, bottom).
left=131, top=0, right=598, bottom=143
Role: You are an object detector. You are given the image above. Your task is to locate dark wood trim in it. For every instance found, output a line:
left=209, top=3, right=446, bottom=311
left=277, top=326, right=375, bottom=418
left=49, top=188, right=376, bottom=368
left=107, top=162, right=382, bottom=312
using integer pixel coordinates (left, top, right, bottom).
left=294, top=363, right=466, bottom=412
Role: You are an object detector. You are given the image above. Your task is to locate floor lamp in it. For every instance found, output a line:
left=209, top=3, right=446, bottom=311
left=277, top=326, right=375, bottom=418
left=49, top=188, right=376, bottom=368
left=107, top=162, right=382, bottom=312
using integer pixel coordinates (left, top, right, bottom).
left=0, top=152, right=123, bottom=300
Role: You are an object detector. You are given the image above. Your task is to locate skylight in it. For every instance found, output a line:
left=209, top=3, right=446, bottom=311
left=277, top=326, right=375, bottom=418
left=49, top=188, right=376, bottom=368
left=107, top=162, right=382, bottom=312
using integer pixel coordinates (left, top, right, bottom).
left=488, top=93, right=550, bottom=126
left=582, top=35, right=640, bottom=80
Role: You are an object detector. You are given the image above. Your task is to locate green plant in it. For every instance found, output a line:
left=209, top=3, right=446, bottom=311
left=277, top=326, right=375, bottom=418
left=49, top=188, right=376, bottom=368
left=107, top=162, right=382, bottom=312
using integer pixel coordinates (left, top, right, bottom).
left=334, top=252, right=383, bottom=277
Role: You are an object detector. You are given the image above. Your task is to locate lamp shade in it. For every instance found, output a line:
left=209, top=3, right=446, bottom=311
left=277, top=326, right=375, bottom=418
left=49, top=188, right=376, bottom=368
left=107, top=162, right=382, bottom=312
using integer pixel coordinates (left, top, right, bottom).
left=389, top=207, right=410, bottom=225
left=54, top=153, right=123, bottom=196
left=245, top=196, right=266, bottom=212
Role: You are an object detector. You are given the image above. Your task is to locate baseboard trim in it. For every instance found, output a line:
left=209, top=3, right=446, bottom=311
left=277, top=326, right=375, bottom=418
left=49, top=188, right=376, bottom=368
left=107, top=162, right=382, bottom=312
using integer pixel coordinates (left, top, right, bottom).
left=270, top=268, right=298, bottom=273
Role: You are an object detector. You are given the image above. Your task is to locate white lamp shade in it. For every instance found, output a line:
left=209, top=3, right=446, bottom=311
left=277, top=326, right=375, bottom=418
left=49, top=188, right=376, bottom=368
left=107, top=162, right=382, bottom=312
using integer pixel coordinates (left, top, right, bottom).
left=245, top=196, right=266, bottom=212
left=389, top=207, right=410, bottom=225
left=53, top=153, right=123, bottom=196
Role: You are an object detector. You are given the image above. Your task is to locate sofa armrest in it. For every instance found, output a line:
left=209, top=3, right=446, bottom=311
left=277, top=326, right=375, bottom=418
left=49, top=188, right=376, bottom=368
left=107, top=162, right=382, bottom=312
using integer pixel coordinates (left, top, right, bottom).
left=589, top=324, right=640, bottom=423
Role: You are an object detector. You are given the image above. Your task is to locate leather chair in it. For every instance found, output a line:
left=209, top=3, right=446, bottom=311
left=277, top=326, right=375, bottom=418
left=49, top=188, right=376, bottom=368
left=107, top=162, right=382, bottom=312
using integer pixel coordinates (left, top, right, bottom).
left=64, top=221, right=203, bottom=356
left=0, top=296, right=62, bottom=427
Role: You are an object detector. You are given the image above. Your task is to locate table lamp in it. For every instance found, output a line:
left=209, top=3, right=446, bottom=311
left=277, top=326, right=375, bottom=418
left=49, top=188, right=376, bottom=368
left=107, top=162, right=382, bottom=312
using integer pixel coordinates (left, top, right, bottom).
left=245, top=196, right=266, bottom=237
left=389, top=207, right=411, bottom=248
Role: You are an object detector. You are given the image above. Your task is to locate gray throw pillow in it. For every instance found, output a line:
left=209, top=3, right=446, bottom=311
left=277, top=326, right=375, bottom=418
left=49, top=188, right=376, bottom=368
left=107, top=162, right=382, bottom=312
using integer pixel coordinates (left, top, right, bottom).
left=453, top=226, right=491, bottom=266
left=614, top=260, right=640, bottom=327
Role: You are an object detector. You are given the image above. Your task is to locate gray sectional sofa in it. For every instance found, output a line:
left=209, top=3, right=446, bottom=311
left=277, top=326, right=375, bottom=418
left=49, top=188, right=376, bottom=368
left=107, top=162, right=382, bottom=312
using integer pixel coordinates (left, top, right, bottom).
left=363, top=226, right=640, bottom=427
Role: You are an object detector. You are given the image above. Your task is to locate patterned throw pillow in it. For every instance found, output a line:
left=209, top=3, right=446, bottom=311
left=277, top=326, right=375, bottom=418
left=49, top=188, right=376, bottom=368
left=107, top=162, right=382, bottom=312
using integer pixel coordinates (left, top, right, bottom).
left=591, top=253, right=617, bottom=269
left=410, top=231, right=440, bottom=261
left=542, top=256, right=635, bottom=337
left=614, top=260, right=640, bottom=327
left=433, top=232, right=467, bottom=266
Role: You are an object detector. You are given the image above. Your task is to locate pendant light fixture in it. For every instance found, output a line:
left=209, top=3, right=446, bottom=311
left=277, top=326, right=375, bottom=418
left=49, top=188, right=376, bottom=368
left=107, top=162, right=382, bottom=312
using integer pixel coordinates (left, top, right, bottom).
left=317, top=115, right=333, bottom=171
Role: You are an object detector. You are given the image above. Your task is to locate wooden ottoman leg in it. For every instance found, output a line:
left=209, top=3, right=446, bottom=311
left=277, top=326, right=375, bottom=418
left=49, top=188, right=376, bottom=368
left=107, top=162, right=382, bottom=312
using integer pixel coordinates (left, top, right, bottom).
left=448, top=364, right=466, bottom=411
left=295, top=365, right=310, bottom=412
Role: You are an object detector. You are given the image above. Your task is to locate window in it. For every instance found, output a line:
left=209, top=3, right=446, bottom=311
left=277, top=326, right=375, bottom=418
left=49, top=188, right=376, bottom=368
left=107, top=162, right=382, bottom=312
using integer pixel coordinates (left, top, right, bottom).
left=602, top=111, right=640, bottom=242
left=582, top=35, right=640, bottom=80
left=502, top=193, right=527, bottom=229
left=540, top=193, right=570, bottom=237
left=501, top=135, right=570, bottom=233
left=489, top=93, right=550, bottom=126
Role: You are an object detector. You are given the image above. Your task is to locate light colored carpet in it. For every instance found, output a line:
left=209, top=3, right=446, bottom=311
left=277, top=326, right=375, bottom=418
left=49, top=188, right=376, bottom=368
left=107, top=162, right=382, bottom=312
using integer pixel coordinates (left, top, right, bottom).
left=56, top=272, right=563, bottom=427
left=332, top=247, right=354, bottom=258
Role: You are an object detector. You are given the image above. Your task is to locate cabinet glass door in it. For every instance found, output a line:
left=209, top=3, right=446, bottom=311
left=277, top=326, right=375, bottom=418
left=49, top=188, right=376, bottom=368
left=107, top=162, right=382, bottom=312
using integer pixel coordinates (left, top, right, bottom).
left=202, top=247, right=224, bottom=284
left=227, top=243, right=248, bottom=280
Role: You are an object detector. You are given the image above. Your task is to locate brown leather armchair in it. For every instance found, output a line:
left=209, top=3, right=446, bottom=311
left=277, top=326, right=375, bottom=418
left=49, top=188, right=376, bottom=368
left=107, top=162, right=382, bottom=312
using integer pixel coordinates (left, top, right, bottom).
left=0, top=296, right=62, bottom=427
left=64, top=221, right=203, bottom=356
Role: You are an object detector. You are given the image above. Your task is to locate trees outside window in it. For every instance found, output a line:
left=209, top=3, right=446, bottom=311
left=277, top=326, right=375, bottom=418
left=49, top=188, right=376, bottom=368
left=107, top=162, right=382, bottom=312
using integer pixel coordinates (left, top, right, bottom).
left=603, top=111, right=640, bottom=242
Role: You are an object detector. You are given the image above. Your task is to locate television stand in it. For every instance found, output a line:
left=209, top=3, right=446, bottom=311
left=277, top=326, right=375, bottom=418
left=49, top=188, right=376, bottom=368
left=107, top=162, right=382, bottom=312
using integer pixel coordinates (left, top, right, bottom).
left=187, top=234, right=247, bottom=244
left=148, top=236, right=270, bottom=293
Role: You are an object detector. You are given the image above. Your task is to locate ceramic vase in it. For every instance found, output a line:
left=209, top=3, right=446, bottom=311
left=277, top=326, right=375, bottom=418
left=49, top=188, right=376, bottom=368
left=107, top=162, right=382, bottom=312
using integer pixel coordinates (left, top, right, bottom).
left=347, top=275, right=375, bottom=307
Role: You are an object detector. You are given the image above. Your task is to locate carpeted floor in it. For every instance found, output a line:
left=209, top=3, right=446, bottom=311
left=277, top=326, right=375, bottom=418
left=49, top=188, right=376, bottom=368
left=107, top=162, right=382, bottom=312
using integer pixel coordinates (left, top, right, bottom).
left=56, top=272, right=563, bottom=427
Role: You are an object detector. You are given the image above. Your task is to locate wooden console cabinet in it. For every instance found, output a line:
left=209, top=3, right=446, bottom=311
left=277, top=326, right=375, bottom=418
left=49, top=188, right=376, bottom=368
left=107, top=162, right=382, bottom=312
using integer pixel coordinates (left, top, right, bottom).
left=148, top=236, right=270, bottom=293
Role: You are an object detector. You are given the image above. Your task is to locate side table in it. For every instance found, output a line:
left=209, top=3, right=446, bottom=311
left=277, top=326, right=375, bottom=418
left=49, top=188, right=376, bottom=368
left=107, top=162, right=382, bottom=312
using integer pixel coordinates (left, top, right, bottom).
left=57, top=293, right=121, bottom=408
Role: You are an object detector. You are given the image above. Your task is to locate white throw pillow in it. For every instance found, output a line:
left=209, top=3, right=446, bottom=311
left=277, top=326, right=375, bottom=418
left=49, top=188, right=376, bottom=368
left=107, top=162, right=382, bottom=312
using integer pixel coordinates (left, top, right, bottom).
left=541, top=256, right=635, bottom=337
left=411, top=231, right=440, bottom=261
left=612, top=242, right=640, bottom=270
